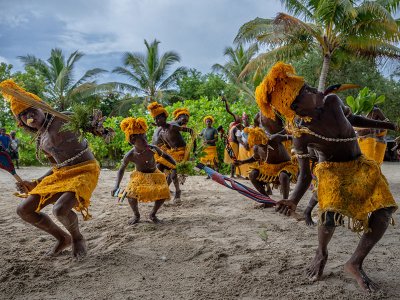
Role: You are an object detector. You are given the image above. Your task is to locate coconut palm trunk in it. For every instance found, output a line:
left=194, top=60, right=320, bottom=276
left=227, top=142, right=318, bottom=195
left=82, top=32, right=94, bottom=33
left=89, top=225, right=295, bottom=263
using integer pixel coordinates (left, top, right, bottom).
left=318, top=54, right=331, bottom=92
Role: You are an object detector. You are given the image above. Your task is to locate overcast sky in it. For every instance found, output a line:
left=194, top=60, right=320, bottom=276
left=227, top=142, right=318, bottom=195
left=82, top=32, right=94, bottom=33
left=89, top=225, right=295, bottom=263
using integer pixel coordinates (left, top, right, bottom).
left=0, top=0, right=283, bottom=82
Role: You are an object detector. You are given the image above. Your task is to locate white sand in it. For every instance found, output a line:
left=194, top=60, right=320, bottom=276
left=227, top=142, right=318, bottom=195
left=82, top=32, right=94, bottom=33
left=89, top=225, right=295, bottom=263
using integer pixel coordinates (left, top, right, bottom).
left=0, top=163, right=399, bottom=300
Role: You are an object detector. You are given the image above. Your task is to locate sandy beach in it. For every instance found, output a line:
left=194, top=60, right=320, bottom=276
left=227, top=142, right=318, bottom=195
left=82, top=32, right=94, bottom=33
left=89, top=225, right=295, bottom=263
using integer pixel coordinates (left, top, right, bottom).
left=0, top=163, right=399, bottom=300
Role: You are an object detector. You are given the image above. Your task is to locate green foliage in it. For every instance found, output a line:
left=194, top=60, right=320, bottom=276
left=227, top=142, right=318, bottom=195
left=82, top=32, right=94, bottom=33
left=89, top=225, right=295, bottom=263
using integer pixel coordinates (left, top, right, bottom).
left=111, top=39, right=186, bottom=104
left=346, top=87, right=385, bottom=115
left=235, top=0, right=400, bottom=90
left=176, top=69, right=239, bottom=103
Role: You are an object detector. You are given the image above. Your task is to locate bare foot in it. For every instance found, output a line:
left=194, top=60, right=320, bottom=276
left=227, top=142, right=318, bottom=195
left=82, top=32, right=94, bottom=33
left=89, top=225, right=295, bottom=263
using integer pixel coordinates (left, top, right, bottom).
left=149, top=214, right=162, bottom=224
left=344, top=262, right=380, bottom=293
left=173, top=191, right=181, bottom=204
left=47, top=234, right=72, bottom=257
left=304, top=210, right=315, bottom=226
left=128, top=216, right=140, bottom=225
left=306, top=251, right=328, bottom=281
left=72, top=237, right=87, bottom=260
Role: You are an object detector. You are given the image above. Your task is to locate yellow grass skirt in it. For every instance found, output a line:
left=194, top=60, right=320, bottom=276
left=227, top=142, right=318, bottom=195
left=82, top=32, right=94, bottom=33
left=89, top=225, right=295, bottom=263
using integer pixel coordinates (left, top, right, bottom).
left=29, top=160, right=100, bottom=220
left=160, top=145, right=187, bottom=163
left=358, top=137, right=387, bottom=164
left=236, top=145, right=253, bottom=177
left=315, top=155, right=397, bottom=232
left=253, top=160, right=298, bottom=184
left=125, top=170, right=170, bottom=202
left=375, top=141, right=387, bottom=164
left=224, top=142, right=239, bottom=164
left=200, top=145, right=218, bottom=166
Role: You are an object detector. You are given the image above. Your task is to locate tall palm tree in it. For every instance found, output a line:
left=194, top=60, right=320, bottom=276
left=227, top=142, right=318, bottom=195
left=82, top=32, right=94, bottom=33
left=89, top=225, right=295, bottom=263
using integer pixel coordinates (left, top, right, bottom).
left=19, top=48, right=107, bottom=110
left=112, top=39, right=186, bottom=104
left=235, top=0, right=400, bottom=91
left=212, top=44, right=260, bottom=100
left=212, top=44, right=259, bottom=83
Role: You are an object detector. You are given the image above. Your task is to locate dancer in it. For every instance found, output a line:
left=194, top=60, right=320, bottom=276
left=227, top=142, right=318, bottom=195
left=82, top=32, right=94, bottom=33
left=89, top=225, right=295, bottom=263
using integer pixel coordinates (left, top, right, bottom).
left=257, top=62, right=398, bottom=293
left=234, top=127, right=297, bottom=202
left=112, top=117, right=174, bottom=224
left=148, top=102, right=194, bottom=202
left=199, top=116, right=219, bottom=176
left=0, top=79, right=100, bottom=258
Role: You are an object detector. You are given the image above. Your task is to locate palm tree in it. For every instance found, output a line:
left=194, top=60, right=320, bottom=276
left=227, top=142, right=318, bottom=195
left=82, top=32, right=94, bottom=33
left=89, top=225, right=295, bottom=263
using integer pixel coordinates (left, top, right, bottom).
left=235, top=0, right=400, bottom=91
left=212, top=44, right=261, bottom=100
left=19, top=48, right=107, bottom=110
left=112, top=39, right=186, bottom=104
left=212, top=44, right=259, bottom=82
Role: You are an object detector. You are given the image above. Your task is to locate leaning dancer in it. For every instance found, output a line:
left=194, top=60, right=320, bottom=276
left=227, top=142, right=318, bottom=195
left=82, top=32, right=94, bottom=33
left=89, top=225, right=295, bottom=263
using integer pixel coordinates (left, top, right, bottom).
left=148, top=102, right=194, bottom=202
left=199, top=116, right=219, bottom=176
left=0, top=79, right=100, bottom=258
left=234, top=127, right=297, bottom=203
left=152, top=107, right=190, bottom=144
left=112, top=117, right=174, bottom=224
left=257, top=62, right=398, bottom=293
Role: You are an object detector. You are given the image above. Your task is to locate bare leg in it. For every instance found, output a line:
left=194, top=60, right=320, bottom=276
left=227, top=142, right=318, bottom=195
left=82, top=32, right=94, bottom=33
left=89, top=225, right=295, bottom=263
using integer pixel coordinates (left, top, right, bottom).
left=230, top=164, right=235, bottom=178
left=127, top=197, right=140, bottom=224
left=171, top=169, right=181, bottom=202
left=278, top=172, right=290, bottom=199
left=266, top=183, right=273, bottom=195
left=17, top=194, right=71, bottom=257
left=149, top=200, right=165, bottom=223
left=53, top=192, right=87, bottom=259
left=344, top=208, right=393, bottom=293
left=249, top=170, right=274, bottom=208
left=307, top=224, right=335, bottom=281
left=304, top=193, right=318, bottom=226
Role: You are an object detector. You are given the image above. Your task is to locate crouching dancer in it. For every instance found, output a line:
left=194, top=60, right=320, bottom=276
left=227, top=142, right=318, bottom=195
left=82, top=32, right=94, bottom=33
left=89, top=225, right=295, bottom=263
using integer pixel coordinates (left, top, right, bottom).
left=112, top=117, right=175, bottom=224
left=0, top=79, right=100, bottom=259
left=256, top=62, right=398, bottom=293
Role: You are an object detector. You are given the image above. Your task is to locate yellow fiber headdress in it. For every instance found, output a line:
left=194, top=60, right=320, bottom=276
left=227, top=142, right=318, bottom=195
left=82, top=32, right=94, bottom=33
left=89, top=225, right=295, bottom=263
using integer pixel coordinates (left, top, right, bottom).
left=203, top=115, right=214, bottom=124
left=244, top=127, right=269, bottom=148
left=0, top=79, right=44, bottom=116
left=255, top=62, right=305, bottom=121
left=173, top=108, right=190, bottom=120
left=147, top=102, right=168, bottom=118
left=120, top=117, right=148, bottom=141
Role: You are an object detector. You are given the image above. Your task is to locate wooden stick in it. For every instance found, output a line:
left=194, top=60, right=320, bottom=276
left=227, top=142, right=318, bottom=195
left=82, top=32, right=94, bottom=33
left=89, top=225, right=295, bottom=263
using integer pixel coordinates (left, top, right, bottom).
left=1, top=87, right=70, bottom=121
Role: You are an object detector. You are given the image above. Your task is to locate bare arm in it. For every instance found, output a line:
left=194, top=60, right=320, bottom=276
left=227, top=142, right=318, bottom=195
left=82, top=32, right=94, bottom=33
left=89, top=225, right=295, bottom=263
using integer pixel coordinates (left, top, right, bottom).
left=275, top=137, right=312, bottom=215
left=221, top=96, right=240, bottom=123
left=151, top=145, right=176, bottom=166
left=347, top=115, right=396, bottom=130
left=253, top=112, right=261, bottom=127
left=270, top=133, right=293, bottom=143
left=112, top=150, right=134, bottom=195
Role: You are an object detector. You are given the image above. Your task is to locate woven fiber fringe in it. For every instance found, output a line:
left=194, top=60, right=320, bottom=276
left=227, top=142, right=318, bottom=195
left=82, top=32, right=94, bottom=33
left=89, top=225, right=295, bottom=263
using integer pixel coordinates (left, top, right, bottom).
left=125, top=170, right=170, bottom=202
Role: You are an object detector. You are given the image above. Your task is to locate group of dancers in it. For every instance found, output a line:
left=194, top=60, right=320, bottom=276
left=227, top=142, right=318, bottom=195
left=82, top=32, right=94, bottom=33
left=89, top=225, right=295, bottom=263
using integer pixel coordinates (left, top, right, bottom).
left=0, top=61, right=398, bottom=293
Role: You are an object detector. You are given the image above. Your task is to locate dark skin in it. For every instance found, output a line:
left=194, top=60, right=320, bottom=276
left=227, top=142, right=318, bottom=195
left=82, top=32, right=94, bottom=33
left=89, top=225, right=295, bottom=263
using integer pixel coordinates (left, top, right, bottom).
left=221, top=96, right=243, bottom=178
left=275, top=85, right=397, bottom=293
left=112, top=134, right=175, bottom=224
left=199, top=118, right=219, bottom=175
left=235, top=133, right=292, bottom=203
left=15, top=107, right=96, bottom=259
left=153, top=113, right=194, bottom=202
left=152, top=113, right=190, bottom=144
left=357, top=107, right=388, bottom=142
left=254, top=111, right=289, bottom=194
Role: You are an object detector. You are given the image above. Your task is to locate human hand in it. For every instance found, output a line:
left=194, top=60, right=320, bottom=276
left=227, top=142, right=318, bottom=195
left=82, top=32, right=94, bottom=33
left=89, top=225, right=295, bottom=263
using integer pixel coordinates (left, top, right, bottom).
left=275, top=199, right=297, bottom=216
left=16, top=180, right=36, bottom=193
